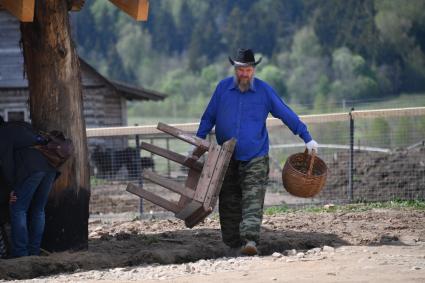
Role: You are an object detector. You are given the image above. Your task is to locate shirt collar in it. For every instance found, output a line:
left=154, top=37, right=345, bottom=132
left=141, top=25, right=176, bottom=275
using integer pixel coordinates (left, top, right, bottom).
left=229, top=76, right=256, bottom=92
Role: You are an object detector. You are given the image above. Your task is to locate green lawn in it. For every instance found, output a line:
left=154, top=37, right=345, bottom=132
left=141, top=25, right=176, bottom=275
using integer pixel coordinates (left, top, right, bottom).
left=264, top=199, right=425, bottom=215
left=343, top=93, right=425, bottom=111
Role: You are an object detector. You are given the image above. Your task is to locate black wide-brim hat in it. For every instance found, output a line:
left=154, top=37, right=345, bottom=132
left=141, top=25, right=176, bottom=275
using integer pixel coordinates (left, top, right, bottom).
left=229, top=48, right=262, bottom=67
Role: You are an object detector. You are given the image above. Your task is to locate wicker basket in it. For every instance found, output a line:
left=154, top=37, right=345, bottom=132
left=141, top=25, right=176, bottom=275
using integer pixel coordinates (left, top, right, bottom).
left=282, top=149, right=328, bottom=198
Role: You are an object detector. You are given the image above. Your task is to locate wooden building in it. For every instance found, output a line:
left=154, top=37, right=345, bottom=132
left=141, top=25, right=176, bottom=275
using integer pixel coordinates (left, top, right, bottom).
left=0, top=11, right=164, bottom=127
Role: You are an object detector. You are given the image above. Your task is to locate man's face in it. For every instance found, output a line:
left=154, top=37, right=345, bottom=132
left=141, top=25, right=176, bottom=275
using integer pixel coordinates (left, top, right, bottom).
left=235, top=66, right=255, bottom=83
left=235, top=66, right=255, bottom=92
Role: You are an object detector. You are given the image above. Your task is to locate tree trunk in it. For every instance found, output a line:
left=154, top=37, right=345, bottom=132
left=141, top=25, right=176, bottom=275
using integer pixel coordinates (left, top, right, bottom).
left=20, top=0, right=90, bottom=251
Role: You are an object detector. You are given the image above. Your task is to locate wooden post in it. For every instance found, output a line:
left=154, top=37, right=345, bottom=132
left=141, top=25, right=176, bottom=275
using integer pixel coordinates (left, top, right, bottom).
left=135, top=132, right=144, bottom=215
left=20, top=0, right=89, bottom=251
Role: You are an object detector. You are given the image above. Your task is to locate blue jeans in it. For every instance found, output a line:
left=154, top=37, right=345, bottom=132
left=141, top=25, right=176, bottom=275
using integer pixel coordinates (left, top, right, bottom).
left=9, top=171, right=56, bottom=257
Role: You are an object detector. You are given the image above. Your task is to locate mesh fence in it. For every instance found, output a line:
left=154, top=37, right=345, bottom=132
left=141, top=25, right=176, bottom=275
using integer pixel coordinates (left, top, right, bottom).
left=87, top=107, right=425, bottom=219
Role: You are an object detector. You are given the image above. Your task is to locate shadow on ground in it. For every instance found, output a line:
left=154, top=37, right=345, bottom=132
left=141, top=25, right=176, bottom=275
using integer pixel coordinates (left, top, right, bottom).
left=0, top=228, right=348, bottom=280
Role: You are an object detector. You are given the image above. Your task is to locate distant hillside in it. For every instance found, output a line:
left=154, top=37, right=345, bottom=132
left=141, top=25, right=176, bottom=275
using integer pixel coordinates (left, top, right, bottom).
left=72, top=0, right=425, bottom=117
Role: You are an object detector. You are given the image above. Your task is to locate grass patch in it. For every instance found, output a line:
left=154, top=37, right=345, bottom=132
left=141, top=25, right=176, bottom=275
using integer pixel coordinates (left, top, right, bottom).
left=140, top=234, right=160, bottom=244
left=264, top=199, right=425, bottom=215
left=90, top=176, right=109, bottom=186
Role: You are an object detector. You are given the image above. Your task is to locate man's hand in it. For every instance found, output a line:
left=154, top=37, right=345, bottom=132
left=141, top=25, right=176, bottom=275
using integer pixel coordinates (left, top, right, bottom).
left=185, top=145, right=200, bottom=163
left=306, top=140, right=319, bottom=154
left=186, top=145, right=197, bottom=158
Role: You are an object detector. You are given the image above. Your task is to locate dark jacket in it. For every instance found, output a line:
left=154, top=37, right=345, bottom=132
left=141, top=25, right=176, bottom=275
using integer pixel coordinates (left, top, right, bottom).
left=0, top=122, right=57, bottom=188
left=0, top=168, right=10, bottom=224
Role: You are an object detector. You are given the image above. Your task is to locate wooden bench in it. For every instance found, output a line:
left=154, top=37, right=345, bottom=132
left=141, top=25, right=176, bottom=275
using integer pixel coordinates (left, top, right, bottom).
left=126, top=122, right=236, bottom=228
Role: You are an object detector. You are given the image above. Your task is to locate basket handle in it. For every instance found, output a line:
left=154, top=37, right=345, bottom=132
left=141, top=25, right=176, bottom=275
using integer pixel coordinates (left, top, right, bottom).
left=306, top=149, right=316, bottom=176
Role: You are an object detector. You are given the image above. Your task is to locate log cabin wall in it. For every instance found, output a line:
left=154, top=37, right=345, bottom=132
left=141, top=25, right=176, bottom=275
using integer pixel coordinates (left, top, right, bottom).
left=0, top=84, right=127, bottom=128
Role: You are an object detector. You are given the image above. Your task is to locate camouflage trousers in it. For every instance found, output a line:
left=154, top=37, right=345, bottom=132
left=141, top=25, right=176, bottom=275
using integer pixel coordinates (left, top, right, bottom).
left=219, top=155, right=269, bottom=248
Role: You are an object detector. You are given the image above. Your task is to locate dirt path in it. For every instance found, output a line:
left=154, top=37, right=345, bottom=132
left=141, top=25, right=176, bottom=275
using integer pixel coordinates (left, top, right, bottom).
left=0, top=208, right=424, bottom=282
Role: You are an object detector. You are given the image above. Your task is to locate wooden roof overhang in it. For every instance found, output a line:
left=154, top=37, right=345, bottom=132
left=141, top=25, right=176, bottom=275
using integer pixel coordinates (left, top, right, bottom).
left=111, top=80, right=165, bottom=101
left=0, top=0, right=148, bottom=22
left=79, top=59, right=166, bottom=102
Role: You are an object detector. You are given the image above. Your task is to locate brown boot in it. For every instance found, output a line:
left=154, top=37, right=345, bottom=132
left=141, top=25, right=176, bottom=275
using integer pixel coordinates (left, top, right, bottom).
left=240, top=241, right=257, bottom=256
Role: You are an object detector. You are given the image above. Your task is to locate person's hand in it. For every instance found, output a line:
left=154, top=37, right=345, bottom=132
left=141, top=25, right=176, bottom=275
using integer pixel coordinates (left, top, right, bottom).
left=186, top=145, right=198, bottom=160
left=306, top=140, right=319, bottom=154
left=9, top=191, right=17, bottom=204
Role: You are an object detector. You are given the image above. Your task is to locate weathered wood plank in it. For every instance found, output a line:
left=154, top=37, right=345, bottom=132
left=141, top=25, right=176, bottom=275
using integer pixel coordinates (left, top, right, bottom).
left=126, top=183, right=180, bottom=213
left=192, top=143, right=221, bottom=203
left=184, top=207, right=212, bottom=228
left=175, top=200, right=203, bottom=220
left=109, top=0, right=149, bottom=21
left=1, top=0, right=34, bottom=22
left=203, top=138, right=236, bottom=209
left=177, top=169, right=200, bottom=210
left=141, top=142, right=203, bottom=171
left=157, top=122, right=210, bottom=152
left=143, top=170, right=195, bottom=199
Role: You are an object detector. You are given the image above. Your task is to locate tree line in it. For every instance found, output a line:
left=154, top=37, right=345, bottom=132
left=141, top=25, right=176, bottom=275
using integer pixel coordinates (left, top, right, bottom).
left=72, top=0, right=425, bottom=118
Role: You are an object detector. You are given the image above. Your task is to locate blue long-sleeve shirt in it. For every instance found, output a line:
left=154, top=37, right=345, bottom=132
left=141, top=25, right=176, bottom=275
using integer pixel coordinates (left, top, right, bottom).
left=196, top=76, right=312, bottom=161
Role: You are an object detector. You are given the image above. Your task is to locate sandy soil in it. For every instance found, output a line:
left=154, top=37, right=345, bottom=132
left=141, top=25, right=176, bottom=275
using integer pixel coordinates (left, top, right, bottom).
left=0, top=208, right=424, bottom=282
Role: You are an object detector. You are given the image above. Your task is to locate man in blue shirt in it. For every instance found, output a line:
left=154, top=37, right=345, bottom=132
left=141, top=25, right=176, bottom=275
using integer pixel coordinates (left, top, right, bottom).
left=196, top=48, right=318, bottom=256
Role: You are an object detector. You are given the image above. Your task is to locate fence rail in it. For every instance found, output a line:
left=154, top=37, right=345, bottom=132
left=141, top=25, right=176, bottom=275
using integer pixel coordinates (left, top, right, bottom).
left=86, top=107, right=425, bottom=137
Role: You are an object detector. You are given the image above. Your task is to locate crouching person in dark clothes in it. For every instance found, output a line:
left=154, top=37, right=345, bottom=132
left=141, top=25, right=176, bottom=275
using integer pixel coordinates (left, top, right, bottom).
left=0, top=117, right=58, bottom=257
left=196, top=49, right=318, bottom=256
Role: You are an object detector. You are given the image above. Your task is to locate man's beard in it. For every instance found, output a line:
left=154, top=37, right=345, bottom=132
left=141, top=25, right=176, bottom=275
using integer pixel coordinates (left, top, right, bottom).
left=237, top=77, right=251, bottom=92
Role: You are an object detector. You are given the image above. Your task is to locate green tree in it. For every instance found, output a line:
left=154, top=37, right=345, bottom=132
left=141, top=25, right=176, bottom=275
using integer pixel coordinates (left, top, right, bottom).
left=312, top=0, right=379, bottom=60
left=375, top=0, right=425, bottom=92
left=330, top=47, right=379, bottom=100
left=223, top=7, right=246, bottom=55
left=286, top=27, right=329, bottom=105
left=175, top=1, right=194, bottom=52
left=312, top=75, right=334, bottom=113
left=256, top=65, right=287, bottom=98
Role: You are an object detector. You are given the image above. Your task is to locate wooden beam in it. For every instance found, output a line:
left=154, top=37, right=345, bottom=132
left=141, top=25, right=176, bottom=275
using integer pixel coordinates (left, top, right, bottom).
left=193, top=143, right=221, bottom=203
left=175, top=201, right=203, bottom=220
left=127, top=183, right=180, bottom=213
left=143, top=170, right=195, bottom=199
left=109, top=0, right=149, bottom=21
left=1, top=0, right=34, bottom=22
left=141, top=142, right=203, bottom=171
left=157, top=122, right=210, bottom=153
left=203, top=138, right=236, bottom=209
left=184, top=207, right=212, bottom=228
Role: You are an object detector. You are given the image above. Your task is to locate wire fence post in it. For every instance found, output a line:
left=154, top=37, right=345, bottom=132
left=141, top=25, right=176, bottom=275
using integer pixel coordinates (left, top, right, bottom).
left=135, top=129, right=143, bottom=215
left=348, top=108, right=355, bottom=201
